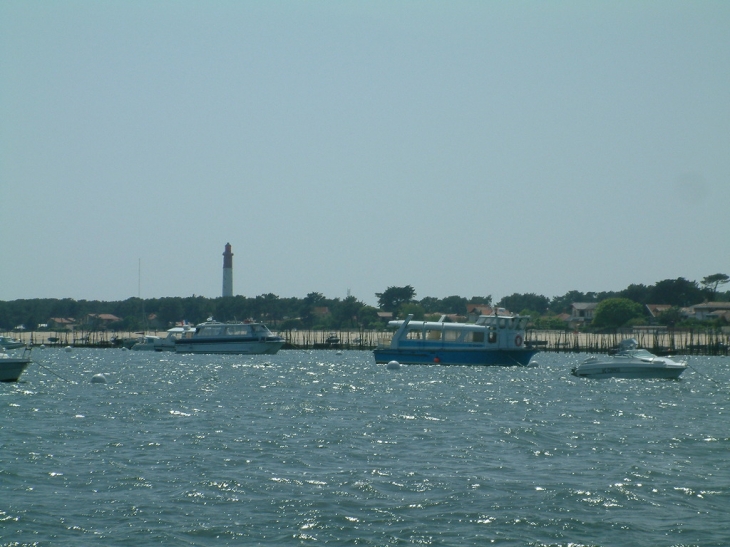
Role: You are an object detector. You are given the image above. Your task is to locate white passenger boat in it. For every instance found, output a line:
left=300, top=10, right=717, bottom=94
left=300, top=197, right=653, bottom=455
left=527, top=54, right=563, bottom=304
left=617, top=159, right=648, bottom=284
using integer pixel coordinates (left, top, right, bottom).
left=571, top=339, right=687, bottom=379
left=0, top=347, right=32, bottom=382
left=174, top=318, right=284, bottom=355
left=373, top=314, right=539, bottom=366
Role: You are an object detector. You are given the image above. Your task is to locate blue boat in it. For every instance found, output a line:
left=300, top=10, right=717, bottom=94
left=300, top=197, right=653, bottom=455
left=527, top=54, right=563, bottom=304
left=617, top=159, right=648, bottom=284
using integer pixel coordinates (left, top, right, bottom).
left=373, top=314, right=539, bottom=366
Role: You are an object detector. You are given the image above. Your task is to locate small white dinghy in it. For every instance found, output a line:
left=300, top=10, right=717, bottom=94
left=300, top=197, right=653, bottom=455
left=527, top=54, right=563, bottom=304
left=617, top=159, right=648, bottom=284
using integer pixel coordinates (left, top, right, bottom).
left=572, top=339, right=687, bottom=379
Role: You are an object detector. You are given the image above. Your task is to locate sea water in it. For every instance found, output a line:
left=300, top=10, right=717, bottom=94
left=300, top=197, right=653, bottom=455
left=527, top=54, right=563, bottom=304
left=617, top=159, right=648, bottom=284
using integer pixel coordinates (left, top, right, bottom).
left=1, top=349, right=728, bottom=546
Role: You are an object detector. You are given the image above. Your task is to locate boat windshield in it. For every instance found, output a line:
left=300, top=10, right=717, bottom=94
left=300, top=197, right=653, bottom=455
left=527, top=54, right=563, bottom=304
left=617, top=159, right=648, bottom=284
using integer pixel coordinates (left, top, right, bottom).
left=225, top=324, right=253, bottom=336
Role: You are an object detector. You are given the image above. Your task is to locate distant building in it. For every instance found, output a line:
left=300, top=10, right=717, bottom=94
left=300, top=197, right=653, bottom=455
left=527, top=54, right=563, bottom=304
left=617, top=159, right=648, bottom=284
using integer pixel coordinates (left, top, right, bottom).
left=466, top=304, right=493, bottom=322
left=556, top=313, right=572, bottom=324
left=690, top=302, right=730, bottom=321
left=50, top=317, right=77, bottom=330
left=86, top=314, right=121, bottom=328
left=646, top=304, right=673, bottom=324
left=570, top=303, right=597, bottom=325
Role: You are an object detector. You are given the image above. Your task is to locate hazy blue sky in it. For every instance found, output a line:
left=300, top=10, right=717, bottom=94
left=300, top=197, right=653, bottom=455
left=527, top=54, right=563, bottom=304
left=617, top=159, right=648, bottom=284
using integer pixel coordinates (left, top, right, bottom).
left=2, top=1, right=728, bottom=307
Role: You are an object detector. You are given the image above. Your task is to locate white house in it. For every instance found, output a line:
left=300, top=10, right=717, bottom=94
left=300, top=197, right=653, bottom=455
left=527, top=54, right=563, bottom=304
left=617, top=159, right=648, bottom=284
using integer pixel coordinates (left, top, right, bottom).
left=690, top=302, right=730, bottom=321
left=570, top=302, right=598, bottom=324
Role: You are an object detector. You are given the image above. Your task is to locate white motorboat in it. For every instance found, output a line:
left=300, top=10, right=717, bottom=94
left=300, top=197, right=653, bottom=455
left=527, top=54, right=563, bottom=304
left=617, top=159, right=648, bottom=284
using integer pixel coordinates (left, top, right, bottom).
left=374, top=313, right=539, bottom=366
left=571, top=339, right=687, bottom=379
left=0, top=336, right=25, bottom=350
left=157, top=326, right=194, bottom=351
left=174, top=318, right=284, bottom=355
left=131, top=335, right=163, bottom=351
left=130, top=326, right=196, bottom=351
left=0, top=347, right=32, bottom=382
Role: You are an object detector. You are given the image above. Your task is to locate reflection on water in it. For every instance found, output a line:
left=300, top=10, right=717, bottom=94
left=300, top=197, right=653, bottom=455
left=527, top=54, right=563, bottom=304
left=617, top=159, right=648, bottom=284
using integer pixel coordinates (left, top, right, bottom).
left=2, top=350, right=729, bottom=545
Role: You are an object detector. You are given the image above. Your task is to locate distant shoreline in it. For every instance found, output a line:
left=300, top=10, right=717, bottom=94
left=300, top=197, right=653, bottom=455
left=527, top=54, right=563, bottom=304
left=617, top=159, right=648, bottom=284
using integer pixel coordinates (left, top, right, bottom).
left=3, top=328, right=728, bottom=356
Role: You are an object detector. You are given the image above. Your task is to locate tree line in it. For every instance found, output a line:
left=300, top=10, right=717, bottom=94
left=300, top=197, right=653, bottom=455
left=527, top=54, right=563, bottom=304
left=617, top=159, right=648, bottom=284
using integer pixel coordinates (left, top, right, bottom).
left=375, top=275, right=729, bottom=329
left=1, top=274, right=727, bottom=333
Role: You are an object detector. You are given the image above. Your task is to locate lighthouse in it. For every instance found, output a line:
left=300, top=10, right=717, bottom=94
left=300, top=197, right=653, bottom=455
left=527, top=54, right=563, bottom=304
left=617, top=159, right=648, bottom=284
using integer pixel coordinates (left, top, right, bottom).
left=222, top=243, right=233, bottom=297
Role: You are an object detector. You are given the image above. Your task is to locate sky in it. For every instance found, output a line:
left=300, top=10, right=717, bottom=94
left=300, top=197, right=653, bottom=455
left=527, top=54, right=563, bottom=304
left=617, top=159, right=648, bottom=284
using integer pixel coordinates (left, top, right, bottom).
left=1, top=1, right=729, bottom=307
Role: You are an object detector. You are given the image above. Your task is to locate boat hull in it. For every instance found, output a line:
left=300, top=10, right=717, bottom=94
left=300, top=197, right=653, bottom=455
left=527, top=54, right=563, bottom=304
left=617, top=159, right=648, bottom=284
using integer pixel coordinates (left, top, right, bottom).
left=572, top=361, right=686, bottom=379
left=175, top=338, right=284, bottom=355
left=0, top=358, right=31, bottom=382
left=132, top=341, right=176, bottom=352
left=373, top=348, right=538, bottom=367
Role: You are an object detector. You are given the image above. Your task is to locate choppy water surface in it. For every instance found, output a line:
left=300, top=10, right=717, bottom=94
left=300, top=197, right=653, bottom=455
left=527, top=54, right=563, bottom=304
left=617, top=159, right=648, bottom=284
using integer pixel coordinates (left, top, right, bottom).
left=2, top=349, right=729, bottom=546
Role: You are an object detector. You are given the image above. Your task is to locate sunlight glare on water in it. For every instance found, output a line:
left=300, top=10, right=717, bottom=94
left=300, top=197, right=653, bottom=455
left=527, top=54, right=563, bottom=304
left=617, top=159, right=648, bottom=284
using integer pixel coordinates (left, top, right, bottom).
left=2, top=349, right=729, bottom=546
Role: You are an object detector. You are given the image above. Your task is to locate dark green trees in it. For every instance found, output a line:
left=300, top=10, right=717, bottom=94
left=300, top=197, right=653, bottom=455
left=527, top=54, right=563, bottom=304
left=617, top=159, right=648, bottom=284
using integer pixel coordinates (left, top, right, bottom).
left=375, top=286, right=416, bottom=314
left=592, top=298, right=644, bottom=329
left=702, top=274, right=730, bottom=299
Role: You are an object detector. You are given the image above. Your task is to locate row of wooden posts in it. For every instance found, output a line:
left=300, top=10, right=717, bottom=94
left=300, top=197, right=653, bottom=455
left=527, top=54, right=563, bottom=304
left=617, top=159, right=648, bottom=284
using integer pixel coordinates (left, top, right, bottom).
left=4, top=328, right=729, bottom=355
left=526, top=329, right=730, bottom=355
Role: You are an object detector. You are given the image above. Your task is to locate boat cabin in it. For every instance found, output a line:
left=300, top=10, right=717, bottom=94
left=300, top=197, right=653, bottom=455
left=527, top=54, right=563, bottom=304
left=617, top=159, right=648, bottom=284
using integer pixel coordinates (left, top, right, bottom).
left=385, top=314, right=529, bottom=350
left=193, top=320, right=273, bottom=339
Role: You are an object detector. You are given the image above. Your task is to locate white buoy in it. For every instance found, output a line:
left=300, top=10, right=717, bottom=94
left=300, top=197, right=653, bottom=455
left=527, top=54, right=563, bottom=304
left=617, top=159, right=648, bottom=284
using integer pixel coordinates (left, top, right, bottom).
left=91, top=373, right=107, bottom=384
left=386, top=360, right=401, bottom=370
left=528, top=360, right=539, bottom=367
left=65, top=346, right=72, bottom=352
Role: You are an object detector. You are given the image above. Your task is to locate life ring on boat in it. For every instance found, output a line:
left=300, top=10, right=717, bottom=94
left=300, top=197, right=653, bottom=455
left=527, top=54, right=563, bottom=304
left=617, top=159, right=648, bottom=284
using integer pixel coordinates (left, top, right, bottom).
left=514, top=335, right=523, bottom=347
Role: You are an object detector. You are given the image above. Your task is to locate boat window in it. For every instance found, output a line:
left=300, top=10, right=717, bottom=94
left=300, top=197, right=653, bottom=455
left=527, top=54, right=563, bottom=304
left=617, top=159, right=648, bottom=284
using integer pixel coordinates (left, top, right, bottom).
left=426, top=329, right=442, bottom=341
left=488, top=331, right=497, bottom=344
left=469, top=331, right=484, bottom=343
left=477, top=316, right=496, bottom=327
left=404, top=329, right=422, bottom=340
left=221, top=324, right=250, bottom=336
left=443, top=330, right=461, bottom=342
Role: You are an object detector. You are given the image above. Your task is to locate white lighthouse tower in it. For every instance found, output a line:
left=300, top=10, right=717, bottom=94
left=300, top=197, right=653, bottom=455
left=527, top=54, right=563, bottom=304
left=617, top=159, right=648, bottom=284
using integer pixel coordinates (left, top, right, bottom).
left=222, top=242, right=233, bottom=297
